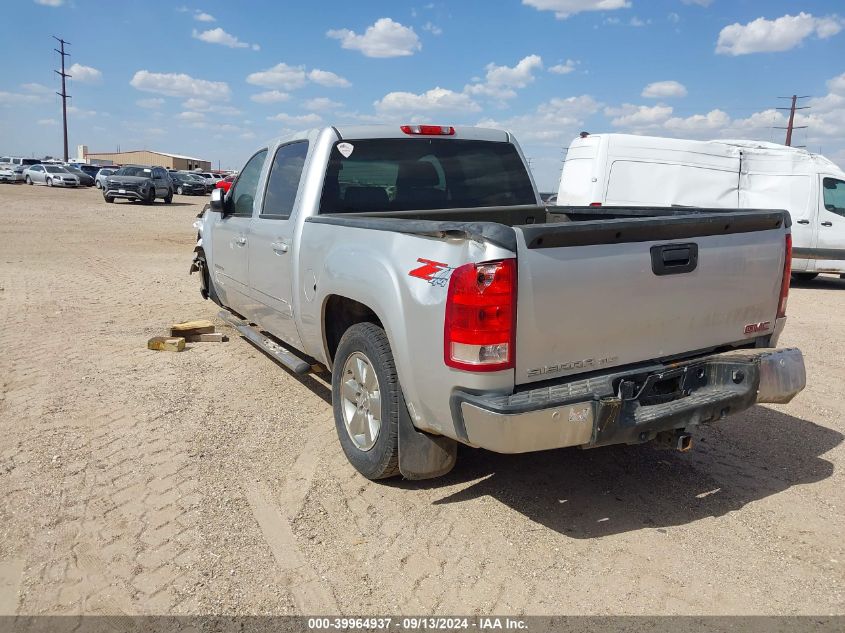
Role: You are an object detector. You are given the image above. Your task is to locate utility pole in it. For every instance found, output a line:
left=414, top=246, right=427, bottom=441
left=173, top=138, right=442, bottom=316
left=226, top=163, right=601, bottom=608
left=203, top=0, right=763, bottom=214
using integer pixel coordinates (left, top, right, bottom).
left=775, top=95, right=810, bottom=147
left=53, top=36, right=71, bottom=162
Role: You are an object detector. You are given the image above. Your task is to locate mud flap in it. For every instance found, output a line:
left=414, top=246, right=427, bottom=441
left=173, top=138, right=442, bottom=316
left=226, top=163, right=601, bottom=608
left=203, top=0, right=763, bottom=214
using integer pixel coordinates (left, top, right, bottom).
left=398, top=392, right=457, bottom=480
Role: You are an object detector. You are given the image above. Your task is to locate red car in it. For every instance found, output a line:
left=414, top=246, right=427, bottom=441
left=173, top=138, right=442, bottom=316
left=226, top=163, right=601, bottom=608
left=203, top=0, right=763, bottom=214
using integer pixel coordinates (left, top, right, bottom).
left=215, top=174, right=235, bottom=192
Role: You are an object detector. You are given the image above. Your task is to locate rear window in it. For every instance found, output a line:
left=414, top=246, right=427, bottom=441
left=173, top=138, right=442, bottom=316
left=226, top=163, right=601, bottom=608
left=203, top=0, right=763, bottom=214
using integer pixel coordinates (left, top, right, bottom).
left=319, top=139, right=535, bottom=213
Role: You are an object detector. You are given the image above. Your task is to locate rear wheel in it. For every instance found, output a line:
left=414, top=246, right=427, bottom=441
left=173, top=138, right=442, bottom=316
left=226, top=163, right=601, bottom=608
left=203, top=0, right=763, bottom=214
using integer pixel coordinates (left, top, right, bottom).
left=791, top=272, right=819, bottom=282
left=332, top=323, right=400, bottom=480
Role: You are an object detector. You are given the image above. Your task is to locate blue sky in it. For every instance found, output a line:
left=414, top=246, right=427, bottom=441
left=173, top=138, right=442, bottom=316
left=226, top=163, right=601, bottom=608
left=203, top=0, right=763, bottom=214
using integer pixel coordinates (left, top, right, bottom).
left=1, top=0, right=842, bottom=189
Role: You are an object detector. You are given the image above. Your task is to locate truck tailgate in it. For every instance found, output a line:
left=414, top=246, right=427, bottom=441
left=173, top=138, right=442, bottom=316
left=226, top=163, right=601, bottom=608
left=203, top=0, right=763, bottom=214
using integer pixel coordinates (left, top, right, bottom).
left=513, top=213, right=788, bottom=386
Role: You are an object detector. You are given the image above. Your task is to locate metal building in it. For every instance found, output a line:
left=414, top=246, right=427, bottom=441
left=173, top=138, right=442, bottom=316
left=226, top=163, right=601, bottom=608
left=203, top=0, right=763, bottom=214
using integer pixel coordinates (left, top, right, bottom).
left=81, top=148, right=211, bottom=171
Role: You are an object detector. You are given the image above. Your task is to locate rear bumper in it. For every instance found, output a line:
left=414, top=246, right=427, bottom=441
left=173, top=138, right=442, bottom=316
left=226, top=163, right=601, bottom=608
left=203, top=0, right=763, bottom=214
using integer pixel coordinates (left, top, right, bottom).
left=453, top=347, right=805, bottom=454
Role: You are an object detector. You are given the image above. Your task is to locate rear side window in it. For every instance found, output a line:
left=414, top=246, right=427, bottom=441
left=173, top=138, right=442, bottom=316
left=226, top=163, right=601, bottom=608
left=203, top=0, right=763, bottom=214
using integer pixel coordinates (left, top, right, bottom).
left=823, top=178, right=845, bottom=217
left=319, top=139, right=535, bottom=213
left=261, top=141, right=308, bottom=219
left=230, top=149, right=268, bottom=216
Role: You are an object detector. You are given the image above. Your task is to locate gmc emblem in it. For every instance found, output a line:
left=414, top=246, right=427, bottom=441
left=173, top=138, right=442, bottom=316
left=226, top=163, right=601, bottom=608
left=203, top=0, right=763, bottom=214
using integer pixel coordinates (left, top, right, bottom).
left=744, top=321, right=771, bottom=334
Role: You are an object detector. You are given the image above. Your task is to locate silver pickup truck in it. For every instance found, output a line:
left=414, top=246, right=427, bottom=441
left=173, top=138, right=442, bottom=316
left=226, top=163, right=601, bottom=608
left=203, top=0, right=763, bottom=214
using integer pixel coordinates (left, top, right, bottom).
left=191, top=124, right=806, bottom=480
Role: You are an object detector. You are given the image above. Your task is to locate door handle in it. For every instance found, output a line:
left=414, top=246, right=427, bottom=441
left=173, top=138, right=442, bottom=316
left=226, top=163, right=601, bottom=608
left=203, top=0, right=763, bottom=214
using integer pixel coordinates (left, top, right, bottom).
left=235, top=236, right=247, bottom=246
left=271, top=241, right=289, bottom=254
left=821, top=221, right=833, bottom=227
left=797, top=219, right=810, bottom=225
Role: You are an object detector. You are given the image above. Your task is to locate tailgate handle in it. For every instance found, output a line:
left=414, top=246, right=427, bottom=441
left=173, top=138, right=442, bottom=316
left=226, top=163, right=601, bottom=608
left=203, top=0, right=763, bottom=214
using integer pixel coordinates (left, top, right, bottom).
left=651, top=243, right=698, bottom=276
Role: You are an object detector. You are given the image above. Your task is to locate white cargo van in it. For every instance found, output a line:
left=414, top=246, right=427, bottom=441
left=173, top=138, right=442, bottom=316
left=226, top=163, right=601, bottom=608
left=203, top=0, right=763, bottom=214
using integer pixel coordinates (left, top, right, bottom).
left=556, top=133, right=845, bottom=278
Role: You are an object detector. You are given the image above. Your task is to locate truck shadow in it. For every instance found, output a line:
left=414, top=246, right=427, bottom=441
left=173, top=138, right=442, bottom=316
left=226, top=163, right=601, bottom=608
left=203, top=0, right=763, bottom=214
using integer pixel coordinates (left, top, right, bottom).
left=424, top=406, right=841, bottom=538
left=791, top=274, right=845, bottom=289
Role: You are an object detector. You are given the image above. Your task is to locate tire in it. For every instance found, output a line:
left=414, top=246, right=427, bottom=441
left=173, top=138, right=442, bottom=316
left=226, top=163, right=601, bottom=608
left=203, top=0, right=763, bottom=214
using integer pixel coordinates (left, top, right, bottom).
left=177, top=186, right=184, bottom=195
left=792, top=272, right=818, bottom=282
left=104, top=194, right=114, bottom=203
left=332, top=323, right=400, bottom=480
left=164, top=189, right=173, bottom=204
left=145, top=188, right=155, bottom=204
left=25, top=176, right=32, bottom=185
left=47, top=178, right=53, bottom=187
left=95, top=181, right=102, bottom=189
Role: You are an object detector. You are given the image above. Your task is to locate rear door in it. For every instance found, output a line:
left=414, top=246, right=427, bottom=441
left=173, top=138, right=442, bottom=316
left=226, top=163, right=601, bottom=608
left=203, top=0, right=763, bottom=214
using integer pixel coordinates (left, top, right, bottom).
left=815, top=176, right=845, bottom=273
left=210, top=149, right=267, bottom=312
left=512, top=215, right=788, bottom=385
left=247, top=140, right=309, bottom=348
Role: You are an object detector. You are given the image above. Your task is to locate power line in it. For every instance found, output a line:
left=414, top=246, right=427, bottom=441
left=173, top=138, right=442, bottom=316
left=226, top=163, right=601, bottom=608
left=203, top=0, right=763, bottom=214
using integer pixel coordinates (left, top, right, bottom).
left=774, top=95, right=810, bottom=147
left=53, top=36, right=71, bottom=162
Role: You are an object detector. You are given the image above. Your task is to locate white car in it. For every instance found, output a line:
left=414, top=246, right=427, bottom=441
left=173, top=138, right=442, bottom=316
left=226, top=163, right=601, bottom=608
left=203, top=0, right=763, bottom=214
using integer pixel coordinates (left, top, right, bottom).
left=95, top=167, right=118, bottom=189
left=23, top=164, right=80, bottom=187
left=197, top=172, right=222, bottom=186
left=0, top=164, right=25, bottom=183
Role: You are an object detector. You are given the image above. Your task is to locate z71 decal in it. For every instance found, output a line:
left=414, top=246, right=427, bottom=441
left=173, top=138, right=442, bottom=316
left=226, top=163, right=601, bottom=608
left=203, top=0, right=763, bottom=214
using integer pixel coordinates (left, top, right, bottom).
left=408, top=258, right=455, bottom=288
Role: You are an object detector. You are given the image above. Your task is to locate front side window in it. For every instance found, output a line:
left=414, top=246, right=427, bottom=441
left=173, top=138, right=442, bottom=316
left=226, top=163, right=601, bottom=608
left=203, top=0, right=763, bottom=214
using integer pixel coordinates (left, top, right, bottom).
left=230, top=149, right=268, bottom=216
left=319, top=138, right=535, bottom=214
left=822, top=178, right=845, bottom=217
left=261, top=141, right=308, bottom=219
left=45, top=166, right=68, bottom=174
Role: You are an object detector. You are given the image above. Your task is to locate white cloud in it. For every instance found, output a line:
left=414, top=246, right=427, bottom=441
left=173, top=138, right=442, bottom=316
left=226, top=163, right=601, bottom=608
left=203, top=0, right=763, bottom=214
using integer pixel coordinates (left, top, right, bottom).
left=605, top=103, right=673, bottom=127
left=194, top=11, right=215, bottom=22
left=21, top=83, right=52, bottom=94
left=681, top=0, right=712, bottom=6
left=34, top=0, right=63, bottom=6
left=549, top=59, right=578, bottom=74
left=247, top=63, right=307, bottom=89
left=178, top=111, right=206, bottom=121
left=374, top=87, right=480, bottom=116
left=137, top=98, right=165, bottom=109
left=327, top=18, right=421, bottom=58
left=308, top=69, right=351, bottom=88
left=642, top=80, right=687, bottom=98
left=180, top=98, right=241, bottom=116
left=37, top=118, right=58, bottom=125
left=69, top=63, right=102, bottom=83
left=303, top=97, right=343, bottom=111
left=423, top=22, right=443, bottom=35
left=192, top=27, right=258, bottom=50
left=477, top=95, right=601, bottom=143
left=827, top=72, right=845, bottom=95
left=664, top=109, right=730, bottom=132
left=250, top=90, right=290, bottom=104
left=130, top=70, right=231, bottom=100
left=522, top=0, right=631, bottom=19
left=67, top=105, right=97, bottom=118
left=267, top=112, right=323, bottom=125
left=0, top=91, right=44, bottom=106
left=716, top=13, right=843, bottom=56
left=465, top=54, right=543, bottom=100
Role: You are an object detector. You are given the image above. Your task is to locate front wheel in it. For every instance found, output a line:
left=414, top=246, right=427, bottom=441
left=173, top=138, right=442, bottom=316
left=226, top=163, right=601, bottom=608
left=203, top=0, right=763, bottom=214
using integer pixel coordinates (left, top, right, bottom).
left=145, top=188, right=155, bottom=204
left=176, top=186, right=184, bottom=195
left=164, top=189, right=173, bottom=204
left=25, top=176, right=32, bottom=185
left=47, top=178, right=53, bottom=187
left=332, top=323, right=400, bottom=480
left=95, top=181, right=102, bottom=189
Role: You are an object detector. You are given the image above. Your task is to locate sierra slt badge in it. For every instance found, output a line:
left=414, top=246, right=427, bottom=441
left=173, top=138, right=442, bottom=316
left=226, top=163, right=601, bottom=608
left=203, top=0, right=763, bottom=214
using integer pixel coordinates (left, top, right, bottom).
left=527, top=356, right=619, bottom=378
left=744, top=321, right=772, bottom=335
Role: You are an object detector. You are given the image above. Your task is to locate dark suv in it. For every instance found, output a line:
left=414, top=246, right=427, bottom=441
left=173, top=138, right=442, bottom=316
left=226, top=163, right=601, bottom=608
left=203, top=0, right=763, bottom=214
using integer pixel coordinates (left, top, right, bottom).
left=170, top=171, right=208, bottom=196
left=103, top=165, right=173, bottom=204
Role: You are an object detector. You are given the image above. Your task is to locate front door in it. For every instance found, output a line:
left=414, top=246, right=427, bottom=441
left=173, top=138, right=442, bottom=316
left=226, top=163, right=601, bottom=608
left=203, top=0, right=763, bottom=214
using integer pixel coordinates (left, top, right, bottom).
left=210, top=149, right=267, bottom=312
left=815, top=176, right=845, bottom=274
left=248, top=140, right=309, bottom=348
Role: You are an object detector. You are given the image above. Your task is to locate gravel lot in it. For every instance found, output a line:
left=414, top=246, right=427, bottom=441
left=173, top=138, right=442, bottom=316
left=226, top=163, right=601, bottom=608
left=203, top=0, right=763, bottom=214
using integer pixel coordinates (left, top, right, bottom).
left=0, top=183, right=842, bottom=617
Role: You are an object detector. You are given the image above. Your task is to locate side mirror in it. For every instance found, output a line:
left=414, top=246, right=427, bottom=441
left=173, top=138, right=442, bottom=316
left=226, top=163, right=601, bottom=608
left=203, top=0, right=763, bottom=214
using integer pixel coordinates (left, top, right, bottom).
left=210, top=187, right=226, bottom=212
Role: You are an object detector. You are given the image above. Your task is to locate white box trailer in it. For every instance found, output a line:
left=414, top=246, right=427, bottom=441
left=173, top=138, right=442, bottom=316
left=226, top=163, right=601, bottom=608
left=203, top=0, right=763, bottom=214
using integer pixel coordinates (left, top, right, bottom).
left=557, top=133, right=845, bottom=277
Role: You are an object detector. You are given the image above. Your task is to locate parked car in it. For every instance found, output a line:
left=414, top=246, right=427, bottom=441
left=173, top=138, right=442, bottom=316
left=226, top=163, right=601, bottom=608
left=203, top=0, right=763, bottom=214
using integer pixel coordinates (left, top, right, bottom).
left=103, top=165, right=173, bottom=204
left=197, top=172, right=222, bottom=187
left=1, top=156, right=40, bottom=168
left=215, top=174, right=235, bottom=193
left=171, top=171, right=208, bottom=196
left=95, top=168, right=118, bottom=190
left=24, top=164, right=79, bottom=187
left=180, top=172, right=213, bottom=193
left=0, top=164, right=25, bottom=183
left=191, top=124, right=805, bottom=480
left=64, top=165, right=95, bottom=187
left=77, top=164, right=104, bottom=179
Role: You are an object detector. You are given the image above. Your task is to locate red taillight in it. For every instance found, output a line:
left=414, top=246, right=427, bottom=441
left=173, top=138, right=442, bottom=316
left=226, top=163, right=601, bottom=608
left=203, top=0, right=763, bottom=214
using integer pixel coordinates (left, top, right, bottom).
left=589, top=202, right=602, bottom=207
left=778, top=233, right=792, bottom=318
left=401, top=124, right=455, bottom=136
left=444, top=259, right=516, bottom=372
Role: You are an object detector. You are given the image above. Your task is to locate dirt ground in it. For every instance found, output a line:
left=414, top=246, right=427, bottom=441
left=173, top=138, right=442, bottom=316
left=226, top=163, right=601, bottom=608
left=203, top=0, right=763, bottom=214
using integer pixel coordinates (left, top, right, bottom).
left=0, top=183, right=842, bottom=617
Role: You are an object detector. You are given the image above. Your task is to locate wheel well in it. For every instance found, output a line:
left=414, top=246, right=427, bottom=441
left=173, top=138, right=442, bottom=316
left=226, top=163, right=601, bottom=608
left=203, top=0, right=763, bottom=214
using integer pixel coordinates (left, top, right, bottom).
left=323, top=295, right=383, bottom=367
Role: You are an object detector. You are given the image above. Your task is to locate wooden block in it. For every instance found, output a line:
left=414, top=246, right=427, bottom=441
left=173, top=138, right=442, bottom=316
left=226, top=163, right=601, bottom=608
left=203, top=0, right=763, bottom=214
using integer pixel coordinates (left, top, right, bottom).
left=147, top=336, right=185, bottom=352
left=183, top=333, right=228, bottom=343
left=170, top=319, right=215, bottom=337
